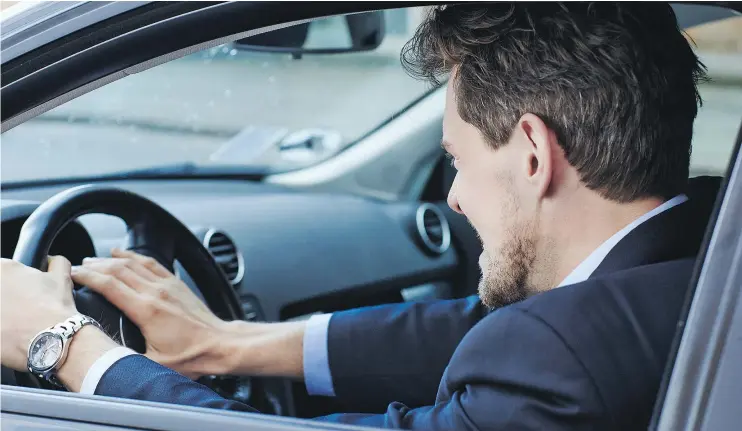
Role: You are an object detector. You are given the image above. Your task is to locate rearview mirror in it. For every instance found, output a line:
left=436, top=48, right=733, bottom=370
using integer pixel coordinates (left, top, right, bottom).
left=232, top=11, right=386, bottom=57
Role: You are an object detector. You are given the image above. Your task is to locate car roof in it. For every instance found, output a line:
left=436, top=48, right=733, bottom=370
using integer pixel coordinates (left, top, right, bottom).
left=0, top=2, right=148, bottom=64
left=1, top=1, right=740, bottom=65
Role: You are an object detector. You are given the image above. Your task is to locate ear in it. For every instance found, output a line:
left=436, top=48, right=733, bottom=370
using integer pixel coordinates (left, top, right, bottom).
left=515, top=113, right=558, bottom=199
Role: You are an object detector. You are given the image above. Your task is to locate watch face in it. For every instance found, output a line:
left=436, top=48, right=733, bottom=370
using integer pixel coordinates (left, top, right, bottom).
left=29, top=333, right=63, bottom=370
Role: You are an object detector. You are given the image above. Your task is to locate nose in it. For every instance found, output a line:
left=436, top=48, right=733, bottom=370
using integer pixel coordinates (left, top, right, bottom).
left=447, top=179, right=464, bottom=215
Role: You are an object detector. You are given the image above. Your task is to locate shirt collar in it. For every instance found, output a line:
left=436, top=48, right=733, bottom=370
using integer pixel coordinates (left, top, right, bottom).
left=557, top=194, right=689, bottom=288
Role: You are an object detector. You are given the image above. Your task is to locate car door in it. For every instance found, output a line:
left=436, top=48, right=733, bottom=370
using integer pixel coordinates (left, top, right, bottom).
left=651, top=123, right=742, bottom=429
left=2, top=1, right=742, bottom=430
left=2, top=385, right=378, bottom=431
left=2, top=123, right=741, bottom=431
left=0, top=3, right=434, bottom=430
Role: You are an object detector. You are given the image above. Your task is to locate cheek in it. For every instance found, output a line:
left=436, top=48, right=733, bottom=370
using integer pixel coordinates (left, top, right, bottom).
left=456, top=171, right=509, bottom=242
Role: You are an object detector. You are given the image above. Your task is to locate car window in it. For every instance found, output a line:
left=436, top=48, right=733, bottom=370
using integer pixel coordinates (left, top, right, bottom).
left=1, top=8, right=740, bottom=185
left=687, top=15, right=742, bottom=176
left=0, top=7, right=433, bottom=183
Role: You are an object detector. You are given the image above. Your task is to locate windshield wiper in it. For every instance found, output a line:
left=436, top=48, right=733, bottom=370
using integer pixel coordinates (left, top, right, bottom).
left=1, top=162, right=271, bottom=190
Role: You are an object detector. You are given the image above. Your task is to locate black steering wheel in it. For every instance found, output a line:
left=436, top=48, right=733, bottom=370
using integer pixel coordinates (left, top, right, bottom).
left=4, top=184, right=245, bottom=389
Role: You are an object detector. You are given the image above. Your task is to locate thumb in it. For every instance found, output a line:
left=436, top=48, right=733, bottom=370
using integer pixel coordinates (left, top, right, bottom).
left=47, top=255, right=72, bottom=280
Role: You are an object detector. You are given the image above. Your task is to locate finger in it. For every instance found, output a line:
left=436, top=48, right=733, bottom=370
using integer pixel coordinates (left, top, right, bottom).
left=111, top=248, right=172, bottom=279
left=79, top=261, right=152, bottom=293
left=71, top=267, right=146, bottom=321
left=47, top=255, right=72, bottom=281
left=83, top=257, right=158, bottom=282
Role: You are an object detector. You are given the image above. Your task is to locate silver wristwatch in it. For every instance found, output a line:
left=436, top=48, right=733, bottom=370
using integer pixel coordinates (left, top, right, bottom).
left=27, top=314, right=102, bottom=387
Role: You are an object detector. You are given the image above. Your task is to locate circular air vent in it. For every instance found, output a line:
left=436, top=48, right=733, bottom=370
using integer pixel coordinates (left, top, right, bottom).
left=203, top=229, right=245, bottom=286
left=415, top=203, right=451, bottom=255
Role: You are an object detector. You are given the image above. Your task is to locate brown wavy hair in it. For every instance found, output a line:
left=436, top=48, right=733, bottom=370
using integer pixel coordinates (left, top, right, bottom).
left=401, top=3, right=708, bottom=202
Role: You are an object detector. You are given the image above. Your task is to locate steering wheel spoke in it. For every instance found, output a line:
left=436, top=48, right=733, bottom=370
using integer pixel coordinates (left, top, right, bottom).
left=123, top=217, right=177, bottom=273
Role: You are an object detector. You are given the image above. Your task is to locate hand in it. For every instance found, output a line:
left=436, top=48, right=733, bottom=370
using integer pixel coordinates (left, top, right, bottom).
left=1, top=256, right=81, bottom=371
left=71, top=249, right=237, bottom=378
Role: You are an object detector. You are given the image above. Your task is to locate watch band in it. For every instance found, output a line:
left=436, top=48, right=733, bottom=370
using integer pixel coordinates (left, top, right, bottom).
left=28, top=314, right=103, bottom=387
left=54, top=314, right=102, bottom=340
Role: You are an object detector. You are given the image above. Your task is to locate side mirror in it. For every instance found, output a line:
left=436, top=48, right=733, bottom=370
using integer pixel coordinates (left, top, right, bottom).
left=232, top=11, right=386, bottom=56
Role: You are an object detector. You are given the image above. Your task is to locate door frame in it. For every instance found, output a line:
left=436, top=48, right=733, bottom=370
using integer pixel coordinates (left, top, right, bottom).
left=0, top=386, right=375, bottom=431
left=654, top=123, right=742, bottom=429
left=2, top=1, right=742, bottom=429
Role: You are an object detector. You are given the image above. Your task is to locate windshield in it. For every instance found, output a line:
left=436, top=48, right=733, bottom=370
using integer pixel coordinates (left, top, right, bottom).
left=2, top=6, right=741, bottom=185
left=0, top=8, right=433, bottom=183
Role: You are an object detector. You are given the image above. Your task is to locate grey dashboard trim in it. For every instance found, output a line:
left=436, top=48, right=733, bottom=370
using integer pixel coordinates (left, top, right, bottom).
left=0, top=200, right=42, bottom=221
left=0, top=386, right=378, bottom=431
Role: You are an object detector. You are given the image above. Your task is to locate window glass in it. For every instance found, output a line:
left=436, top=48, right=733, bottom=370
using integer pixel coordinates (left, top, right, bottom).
left=0, top=8, right=433, bottom=183
left=687, top=15, right=742, bottom=176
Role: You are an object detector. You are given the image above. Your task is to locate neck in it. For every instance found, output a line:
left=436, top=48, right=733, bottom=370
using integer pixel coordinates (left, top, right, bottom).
left=544, top=192, right=666, bottom=289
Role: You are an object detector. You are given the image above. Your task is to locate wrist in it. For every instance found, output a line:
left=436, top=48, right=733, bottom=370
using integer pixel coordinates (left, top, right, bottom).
left=56, top=325, right=120, bottom=392
left=204, top=320, right=307, bottom=378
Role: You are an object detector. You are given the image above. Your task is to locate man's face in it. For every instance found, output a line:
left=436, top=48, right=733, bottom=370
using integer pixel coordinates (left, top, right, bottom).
left=443, top=80, right=549, bottom=309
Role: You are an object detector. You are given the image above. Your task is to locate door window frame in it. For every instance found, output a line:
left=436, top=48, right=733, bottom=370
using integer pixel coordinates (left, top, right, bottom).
left=653, top=123, right=742, bottom=430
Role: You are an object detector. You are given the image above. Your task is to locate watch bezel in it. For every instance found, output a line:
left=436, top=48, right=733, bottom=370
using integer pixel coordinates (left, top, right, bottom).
left=27, top=330, right=69, bottom=374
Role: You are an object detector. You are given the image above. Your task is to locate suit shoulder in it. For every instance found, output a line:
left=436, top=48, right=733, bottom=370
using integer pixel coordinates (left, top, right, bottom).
left=440, top=302, right=613, bottom=430
left=506, top=257, right=696, bottom=426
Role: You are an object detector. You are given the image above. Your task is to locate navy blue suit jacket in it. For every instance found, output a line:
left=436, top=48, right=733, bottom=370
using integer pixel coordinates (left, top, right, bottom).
left=94, top=178, right=719, bottom=430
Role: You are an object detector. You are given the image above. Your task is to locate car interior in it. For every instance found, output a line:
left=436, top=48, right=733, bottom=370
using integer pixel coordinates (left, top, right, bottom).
left=1, top=1, right=741, bottom=428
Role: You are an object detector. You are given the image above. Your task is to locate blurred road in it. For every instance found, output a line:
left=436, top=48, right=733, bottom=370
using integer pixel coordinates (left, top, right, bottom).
left=2, top=50, right=741, bottom=183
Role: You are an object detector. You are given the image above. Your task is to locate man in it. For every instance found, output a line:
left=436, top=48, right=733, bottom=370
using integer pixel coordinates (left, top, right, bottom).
left=1, top=3, right=716, bottom=430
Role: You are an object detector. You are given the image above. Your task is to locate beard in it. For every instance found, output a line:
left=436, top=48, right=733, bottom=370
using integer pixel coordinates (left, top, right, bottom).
left=477, top=220, right=538, bottom=310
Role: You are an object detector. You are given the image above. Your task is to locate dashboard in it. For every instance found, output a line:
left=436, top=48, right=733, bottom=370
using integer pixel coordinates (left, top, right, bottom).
left=0, top=178, right=465, bottom=417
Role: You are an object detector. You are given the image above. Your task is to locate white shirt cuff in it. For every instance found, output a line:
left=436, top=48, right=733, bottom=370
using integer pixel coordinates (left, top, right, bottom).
left=79, top=346, right=139, bottom=394
left=302, top=313, right=335, bottom=396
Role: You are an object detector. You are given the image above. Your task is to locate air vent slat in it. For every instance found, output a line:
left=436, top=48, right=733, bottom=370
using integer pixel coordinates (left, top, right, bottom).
left=203, top=229, right=245, bottom=287
left=426, top=226, right=443, bottom=239
left=210, top=244, right=236, bottom=254
left=213, top=255, right=235, bottom=265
